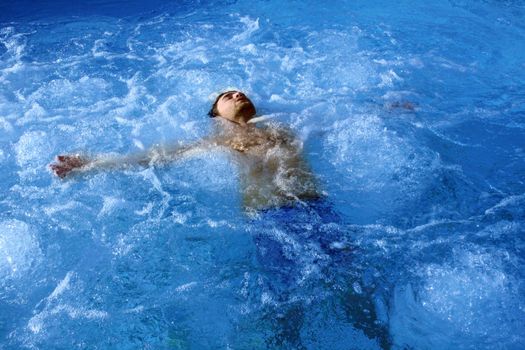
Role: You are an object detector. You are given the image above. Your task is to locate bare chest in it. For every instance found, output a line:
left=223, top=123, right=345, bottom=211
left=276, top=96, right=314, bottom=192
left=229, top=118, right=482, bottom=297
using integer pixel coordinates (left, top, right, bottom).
left=223, top=129, right=285, bottom=154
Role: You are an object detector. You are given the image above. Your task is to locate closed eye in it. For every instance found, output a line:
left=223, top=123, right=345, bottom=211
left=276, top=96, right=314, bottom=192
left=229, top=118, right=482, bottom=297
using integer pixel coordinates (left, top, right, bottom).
left=222, top=92, right=234, bottom=100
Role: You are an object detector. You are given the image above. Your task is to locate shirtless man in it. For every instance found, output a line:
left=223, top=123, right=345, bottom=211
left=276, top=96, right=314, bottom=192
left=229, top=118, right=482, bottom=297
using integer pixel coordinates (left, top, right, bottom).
left=50, top=91, right=321, bottom=210
left=50, top=92, right=392, bottom=347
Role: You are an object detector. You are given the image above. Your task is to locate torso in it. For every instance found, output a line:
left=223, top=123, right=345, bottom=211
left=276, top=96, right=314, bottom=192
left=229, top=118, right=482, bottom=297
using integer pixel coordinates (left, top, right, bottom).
left=213, top=121, right=321, bottom=210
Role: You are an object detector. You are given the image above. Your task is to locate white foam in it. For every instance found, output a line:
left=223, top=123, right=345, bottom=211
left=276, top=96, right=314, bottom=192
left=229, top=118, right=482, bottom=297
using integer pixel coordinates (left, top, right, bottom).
left=109, top=75, right=154, bottom=121
left=43, top=201, right=79, bottom=216
left=14, top=130, right=53, bottom=171
left=124, top=305, right=144, bottom=314
left=24, top=77, right=114, bottom=122
left=269, top=94, right=285, bottom=103
left=231, top=17, right=260, bottom=42
left=17, top=102, right=47, bottom=125
left=48, top=271, right=74, bottom=301
left=0, top=116, right=14, bottom=133
left=134, top=202, right=154, bottom=216
left=246, top=115, right=275, bottom=124
left=324, top=114, right=435, bottom=193
left=28, top=304, right=108, bottom=334
left=27, top=271, right=108, bottom=335
left=112, top=234, right=133, bottom=257
left=132, top=138, right=145, bottom=150
left=175, top=282, right=198, bottom=293
left=206, top=218, right=229, bottom=228
left=0, top=220, right=41, bottom=280
left=0, top=27, right=26, bottom=63
left=378, top=69, right=402, bottom=88
left=390, top=249, right=525, bottom=348
left=437, top=57, right=469, bottom=72
left=240, top=43, right=257, bottom=54
left=260, top=292, right=275, bottom=305
left=98, top=196, right=126, bottom=217
left=484, top=193, right=525, bottom=215
left=91, top=39, right=109, bottom=58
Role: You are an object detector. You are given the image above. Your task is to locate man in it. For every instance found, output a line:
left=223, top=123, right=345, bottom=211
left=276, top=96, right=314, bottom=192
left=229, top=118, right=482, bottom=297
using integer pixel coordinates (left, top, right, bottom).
left=50, top=90, right=321, bottom=210
left=50, top=91, right=391, bottom=347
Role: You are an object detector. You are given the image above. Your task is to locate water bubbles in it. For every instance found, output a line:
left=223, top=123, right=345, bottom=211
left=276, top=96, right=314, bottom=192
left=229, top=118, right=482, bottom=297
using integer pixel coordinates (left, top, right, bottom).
left=25, top=271, right=108, bottom=345
left=14, top=130, right=53, bottom=177
left=27, top=76, right=113, bottom=112
left=0, top=220, right=42, bottom=281
left=0, top=26, right=26, bottom=62
left=390, top=248, right=525, bottom=349
left=20, top=101, right=46, bottom=123
left=325, top=114, right=415, bottom=190
left=231, top=17, right=260, bottom=42
left=0, top=116, right=14, bottom=134
left=378, top=69, right=402, bottom=88
left=97, top=196, right=127, bottom=218
left=1, top=1, right=524, bottom=349
left=353, top=281, right=363, bottom=294
left=322, top=112, right=437, bottom=223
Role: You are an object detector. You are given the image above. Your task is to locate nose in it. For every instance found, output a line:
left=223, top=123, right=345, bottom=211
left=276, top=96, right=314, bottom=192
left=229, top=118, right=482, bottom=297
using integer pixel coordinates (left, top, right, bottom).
left=233, top=91, right=245, bottom=99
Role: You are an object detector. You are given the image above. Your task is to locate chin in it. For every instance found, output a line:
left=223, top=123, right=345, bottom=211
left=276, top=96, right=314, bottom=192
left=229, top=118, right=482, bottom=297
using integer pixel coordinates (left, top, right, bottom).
left=238, top=105, right=256, bottom=118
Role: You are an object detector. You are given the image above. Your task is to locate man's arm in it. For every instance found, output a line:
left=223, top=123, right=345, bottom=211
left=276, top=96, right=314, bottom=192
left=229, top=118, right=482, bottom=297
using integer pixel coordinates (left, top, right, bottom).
left=49, top=141, right=210, bottom=179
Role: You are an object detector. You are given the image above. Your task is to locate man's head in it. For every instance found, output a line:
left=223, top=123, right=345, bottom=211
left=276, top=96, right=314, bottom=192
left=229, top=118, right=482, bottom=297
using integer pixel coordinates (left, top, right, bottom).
left=208, top=90, right=256, bottom=125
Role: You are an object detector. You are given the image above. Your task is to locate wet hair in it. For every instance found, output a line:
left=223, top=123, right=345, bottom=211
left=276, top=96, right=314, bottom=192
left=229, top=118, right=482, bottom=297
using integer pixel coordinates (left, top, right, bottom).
left=208, top=90, right=236, bottom=118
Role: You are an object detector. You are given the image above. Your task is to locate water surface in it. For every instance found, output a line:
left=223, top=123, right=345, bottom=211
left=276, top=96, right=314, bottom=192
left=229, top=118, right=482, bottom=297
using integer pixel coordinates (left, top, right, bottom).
left=1, top=0, right=524, bottom=349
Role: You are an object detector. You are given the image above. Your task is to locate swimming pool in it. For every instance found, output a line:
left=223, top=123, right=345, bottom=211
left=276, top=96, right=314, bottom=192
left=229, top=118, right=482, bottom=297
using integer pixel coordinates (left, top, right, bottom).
left=1, top=0, right=524, bottom=348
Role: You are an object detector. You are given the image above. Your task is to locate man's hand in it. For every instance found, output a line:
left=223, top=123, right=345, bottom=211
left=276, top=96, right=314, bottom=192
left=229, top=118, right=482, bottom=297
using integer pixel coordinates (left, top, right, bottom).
left=49, top=154, right=89, bottom=178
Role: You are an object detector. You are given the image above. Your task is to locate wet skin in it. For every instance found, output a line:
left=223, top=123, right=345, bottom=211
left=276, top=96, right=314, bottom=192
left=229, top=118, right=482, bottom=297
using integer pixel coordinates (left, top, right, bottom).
left=50, top=91, right=320, bottom=210
left=211, top=90, right=320, bottom=209
left=212, top=120, right=320, bottom=210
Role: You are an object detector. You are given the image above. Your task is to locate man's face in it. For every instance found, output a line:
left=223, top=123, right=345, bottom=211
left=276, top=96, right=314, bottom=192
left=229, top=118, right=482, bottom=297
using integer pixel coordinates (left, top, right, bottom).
left=216, top=91, right=256, bottom=124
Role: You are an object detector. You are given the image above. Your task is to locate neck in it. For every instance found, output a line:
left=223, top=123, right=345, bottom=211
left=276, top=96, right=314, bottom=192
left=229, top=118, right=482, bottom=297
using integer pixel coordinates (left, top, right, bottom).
left=218, top=114, right=254, bottom=127
left=217, top=117, right=251, bottom=129
left=235, top=113, right=254, bottom=126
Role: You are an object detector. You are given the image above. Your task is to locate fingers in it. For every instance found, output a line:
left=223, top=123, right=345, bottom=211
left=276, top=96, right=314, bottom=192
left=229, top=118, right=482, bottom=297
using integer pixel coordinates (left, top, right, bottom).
left=56, top=155, right=79, bottom=163
left=49, top=163, right=68, bottom=178
left=51, top=156, right=70, bottom=179
left=51, top=154, right=87, bottom=178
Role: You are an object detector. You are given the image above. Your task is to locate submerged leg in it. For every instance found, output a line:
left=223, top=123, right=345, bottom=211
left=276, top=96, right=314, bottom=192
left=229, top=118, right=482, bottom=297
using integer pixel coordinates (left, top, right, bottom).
left=248, top=201, right=392, bottom=349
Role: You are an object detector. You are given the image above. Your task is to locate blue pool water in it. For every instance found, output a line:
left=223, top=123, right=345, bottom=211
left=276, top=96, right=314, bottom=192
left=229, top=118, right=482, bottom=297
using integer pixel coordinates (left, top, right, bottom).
left=1, top=0, right=524, bottom=348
